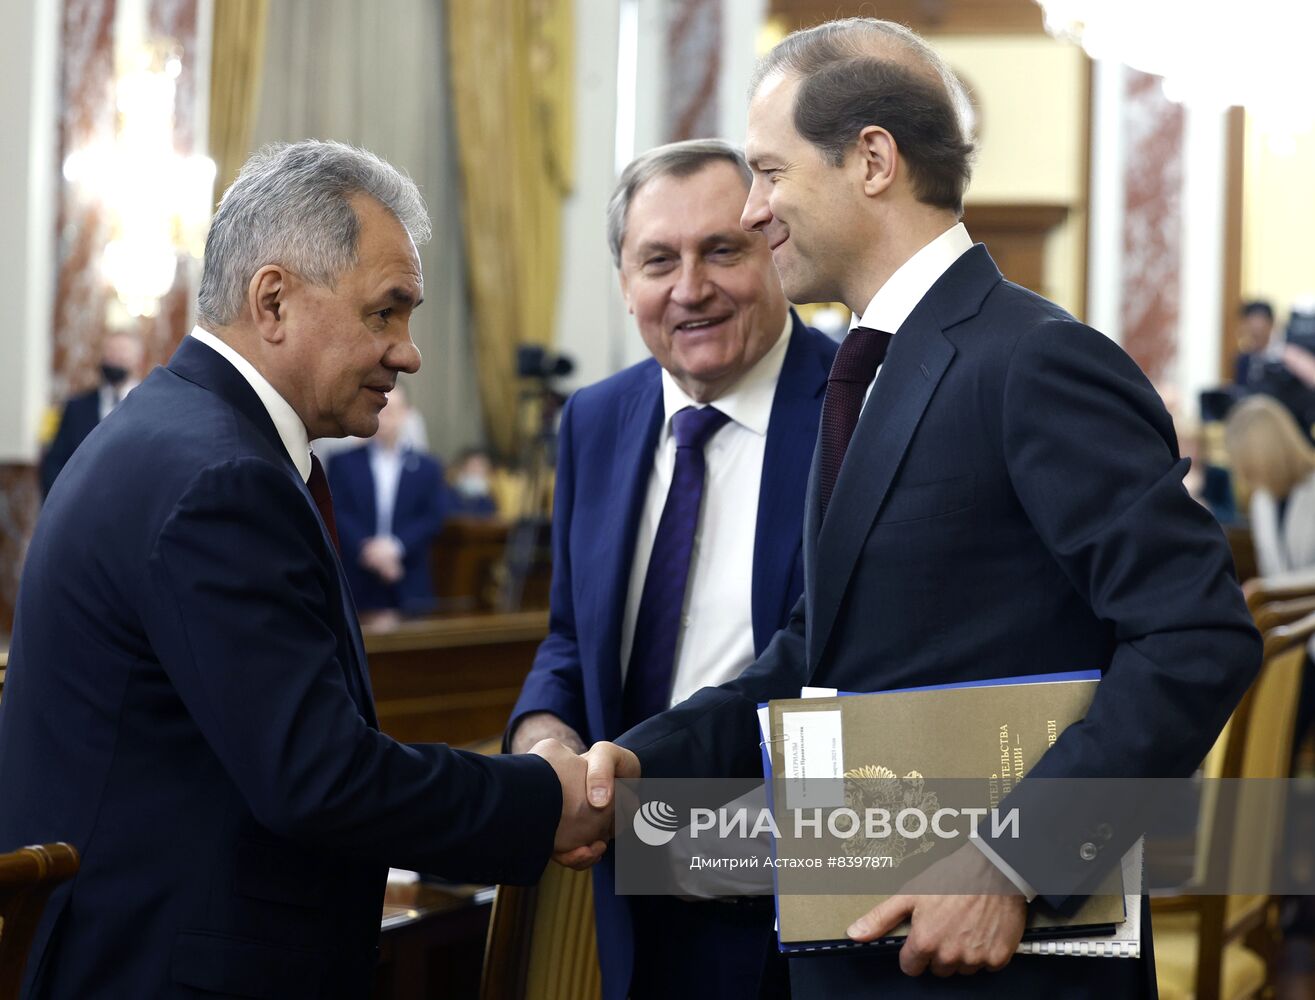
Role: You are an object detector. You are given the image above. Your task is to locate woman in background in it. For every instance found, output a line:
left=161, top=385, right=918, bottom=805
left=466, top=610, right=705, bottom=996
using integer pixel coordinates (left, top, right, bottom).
left=1226, top=392, right=1315, bottom=931
left=1226, top=394, right=1315, bottom=576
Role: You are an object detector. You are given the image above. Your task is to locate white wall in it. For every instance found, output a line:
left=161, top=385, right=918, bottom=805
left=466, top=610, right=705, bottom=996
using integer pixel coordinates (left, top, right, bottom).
left=0, top=0, right=58, bottom=463
left=552, top=0, right=625, bottom=390
left=935, top=34, right=1089, bottom=319
left=1087, top=59, right=1126, bottom=344
left=1177, top=105, right=1228, bottom=404
left=1242, top=119, right=1315, bottom=325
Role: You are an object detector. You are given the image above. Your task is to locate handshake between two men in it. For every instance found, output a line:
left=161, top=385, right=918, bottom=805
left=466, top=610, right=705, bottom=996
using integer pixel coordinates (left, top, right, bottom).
left=528, top=734, right=641, bottom=870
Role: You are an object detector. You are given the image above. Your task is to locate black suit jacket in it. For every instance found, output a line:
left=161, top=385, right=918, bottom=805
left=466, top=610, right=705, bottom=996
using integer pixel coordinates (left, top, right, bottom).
left=38, top=388, right=101, bottom=498
left=619, top=246, right=1260, bottom=997
left=0, top=337, right=561, bottom=999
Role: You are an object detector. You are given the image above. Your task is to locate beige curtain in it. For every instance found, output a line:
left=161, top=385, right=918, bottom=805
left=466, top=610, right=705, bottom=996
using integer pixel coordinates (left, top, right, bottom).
left=208, top=0, right=269, bottom=197
left=250, top=0, right=478, bottom=460
left=447, top=0, right=574, bottom=455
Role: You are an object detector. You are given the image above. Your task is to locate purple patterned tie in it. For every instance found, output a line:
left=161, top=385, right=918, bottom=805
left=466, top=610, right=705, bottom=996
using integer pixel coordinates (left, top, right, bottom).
left=817, top=327, right=892, bottom=523
left=622, top=404, right=732, bottom=727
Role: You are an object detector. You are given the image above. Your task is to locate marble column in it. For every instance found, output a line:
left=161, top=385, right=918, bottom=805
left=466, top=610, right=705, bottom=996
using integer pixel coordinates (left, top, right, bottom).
left=664, top=0, right=721, bottom=141
left=1120, top=69, right=1185, bottom=387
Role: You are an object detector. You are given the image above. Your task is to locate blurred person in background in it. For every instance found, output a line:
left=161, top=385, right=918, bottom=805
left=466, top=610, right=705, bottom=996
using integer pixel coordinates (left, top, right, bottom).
left=39, top=330, right=146, bottom=498
left=1225, top=393, right=1315, bottom=576
left=328, top=382, right=449, bottom=624
left=1225, top=385, right=1315, bottom=889
left=447, top=446, right=499, bottom=517
left=1234, top=298, right=1315, bottom=440
left=1234, top=300, right=1277, bottom=387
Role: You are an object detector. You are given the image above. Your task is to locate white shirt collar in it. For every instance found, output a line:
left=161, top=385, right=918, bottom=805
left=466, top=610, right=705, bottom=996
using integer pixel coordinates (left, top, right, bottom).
left=189, top=327, right=312, bottom=482
left=99, top=379, right=138, bottom=418
left=659, top=311, right=794, bottom=437
left=852, top=223, right=973, bottom=335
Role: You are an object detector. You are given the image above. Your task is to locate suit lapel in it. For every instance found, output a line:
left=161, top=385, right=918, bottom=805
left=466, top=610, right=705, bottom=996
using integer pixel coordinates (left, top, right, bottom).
left=391, top=450, right=423, bottom=527
left=804, top=244, right=1002, bottom=670
left=168, top=338, right=379, bottom=726
left=292, top=470, right=381, bottom=727
left=596, top=369, right=664, bottom=738
left=753, top=315, right=830, bottom=653
left=806, top=312, right=956, bottom=669
left=802, top=421, right=824, bottom=634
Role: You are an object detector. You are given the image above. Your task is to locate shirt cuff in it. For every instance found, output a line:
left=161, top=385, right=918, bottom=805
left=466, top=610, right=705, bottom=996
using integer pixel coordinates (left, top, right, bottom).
left=968, top=833, right=1037, bottom=902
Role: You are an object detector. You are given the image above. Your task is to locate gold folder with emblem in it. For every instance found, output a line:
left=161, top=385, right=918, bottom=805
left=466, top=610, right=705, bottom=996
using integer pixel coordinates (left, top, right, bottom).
left=762, top=673, right=1134, bottom=955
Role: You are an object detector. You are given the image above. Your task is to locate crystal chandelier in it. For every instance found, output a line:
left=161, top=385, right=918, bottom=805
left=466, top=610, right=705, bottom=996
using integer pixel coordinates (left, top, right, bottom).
left=1036, top=0, right=1315, bottom=131
left=63, top=39, right=215, bottom=318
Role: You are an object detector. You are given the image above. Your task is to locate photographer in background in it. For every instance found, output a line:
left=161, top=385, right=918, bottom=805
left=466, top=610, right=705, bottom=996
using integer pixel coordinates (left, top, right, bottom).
left=1236, top=299, right=1315, bottom=441
left=1234, top=300, right=1278, bottom=387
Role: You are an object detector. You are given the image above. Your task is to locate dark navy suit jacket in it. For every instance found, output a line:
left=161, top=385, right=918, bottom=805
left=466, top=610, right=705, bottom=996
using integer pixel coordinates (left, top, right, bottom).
left=327, top=444, right=449, bottom=614
left=38, top=388, right=101, bottom=499
left=618, top=248, right=1262, bottom=998
left=509, top=315, right=838, bottom=1000
left=0, top=337, right=561, bottom=1000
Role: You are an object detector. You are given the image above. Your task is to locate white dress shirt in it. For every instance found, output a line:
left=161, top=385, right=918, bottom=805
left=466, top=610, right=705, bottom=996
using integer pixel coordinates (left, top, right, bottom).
left=852, top=222, right=973, bottom=407
left=188, top=327, right=312, bottom=483
left=368, top=444, right=405, bottom=538
left=98, top=380, right=139, bottom=422
left=620, top=314, right=794, bottom=709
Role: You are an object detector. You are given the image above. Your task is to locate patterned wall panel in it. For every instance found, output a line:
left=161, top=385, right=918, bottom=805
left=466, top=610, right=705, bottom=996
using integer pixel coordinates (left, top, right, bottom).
left=1120, top=69, right=1184, bottom=385
left=0, top=0, right=200, bottom=636
left=665, top=0, right=721, bottom=142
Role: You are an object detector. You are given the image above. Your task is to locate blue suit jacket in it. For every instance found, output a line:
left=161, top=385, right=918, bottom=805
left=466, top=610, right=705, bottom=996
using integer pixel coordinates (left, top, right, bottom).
left=618, top=248, right=1262, bottom=998
left=38, top=388, right=101, bottom=499
left=0, top=337, right=560, bottom=1000
left=509, top=315, right=837, bottom=1000
left=327, top=444, right=449, bottom=614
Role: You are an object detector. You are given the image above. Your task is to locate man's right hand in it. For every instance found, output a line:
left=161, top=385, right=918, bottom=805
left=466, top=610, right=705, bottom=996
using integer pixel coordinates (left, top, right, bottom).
left=528, top=739, right=641, bottom=870
left=530, top=738, right=610, bottom=870
left=510, top=711, right=585, bottom=754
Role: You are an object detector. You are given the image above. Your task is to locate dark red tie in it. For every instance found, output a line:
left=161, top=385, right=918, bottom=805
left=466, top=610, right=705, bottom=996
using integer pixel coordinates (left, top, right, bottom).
left=307, top=454, right=341, bottom=554
left=818, top=326, right=892, bottom=523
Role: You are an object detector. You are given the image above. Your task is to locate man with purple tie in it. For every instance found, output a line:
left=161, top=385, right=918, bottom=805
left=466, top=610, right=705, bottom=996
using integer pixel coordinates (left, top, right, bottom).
left=507, top=139, right=837, bottom=1000
left=583, top=17, right=1259, bottom=999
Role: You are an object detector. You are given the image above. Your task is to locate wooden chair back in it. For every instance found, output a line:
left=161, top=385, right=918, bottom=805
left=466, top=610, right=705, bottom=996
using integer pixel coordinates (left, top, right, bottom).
left=1243, top=574, right=1315, bottom=616
left=1155, top=608, right=1313, bottom=997
left=480, top=864, right=601, bottom=1000
left=0, top=842, right=79, bottom=998
left=1253, top=593, right=1315, bottom=633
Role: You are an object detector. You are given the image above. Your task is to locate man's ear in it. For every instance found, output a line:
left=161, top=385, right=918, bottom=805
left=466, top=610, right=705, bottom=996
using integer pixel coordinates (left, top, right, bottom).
left=856, top=125, right=898, bottom=198
left=249, top=265, right=289, bottom=343
left=618, top=268, right=634, bottom=315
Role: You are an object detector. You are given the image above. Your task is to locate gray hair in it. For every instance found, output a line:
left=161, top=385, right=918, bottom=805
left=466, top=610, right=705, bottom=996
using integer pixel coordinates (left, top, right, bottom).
left=606, top=138, right=752, bottom=267
left=197, top=140, right=432, bottom=327
left=751, top=18, right=976, bottom=215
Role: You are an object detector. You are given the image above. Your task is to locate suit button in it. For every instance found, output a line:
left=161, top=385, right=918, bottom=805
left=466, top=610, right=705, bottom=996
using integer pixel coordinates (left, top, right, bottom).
left=1095, top=823, right=1113, bottom=841
left=1079, top=842, right=1098, bottom=861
